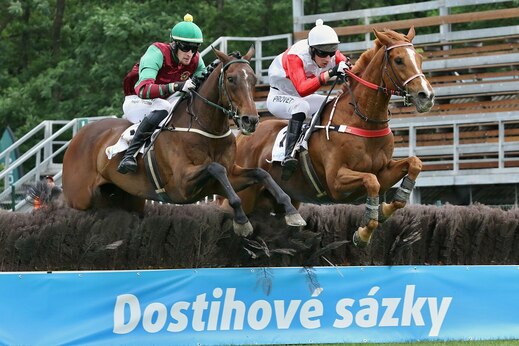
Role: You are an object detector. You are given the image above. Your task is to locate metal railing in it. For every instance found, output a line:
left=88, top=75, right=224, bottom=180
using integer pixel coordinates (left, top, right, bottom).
left=391, top=112, right=519, bottom=187
left=0, top=116, right=116, bottom=211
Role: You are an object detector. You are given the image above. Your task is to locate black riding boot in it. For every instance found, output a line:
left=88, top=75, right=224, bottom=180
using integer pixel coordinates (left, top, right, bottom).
left=117, top=110, right=168, bottom=174
left=281, top=116, right=304, bottom=180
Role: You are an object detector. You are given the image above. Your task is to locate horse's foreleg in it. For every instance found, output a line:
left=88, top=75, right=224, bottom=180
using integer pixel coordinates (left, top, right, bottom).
left=229, top=165, right=306, bottom=227
left=206, top=162, right=253, bottom=237
left=333, top=168, right=382, bottom=247
left=377, top=156, right=422, bottom=222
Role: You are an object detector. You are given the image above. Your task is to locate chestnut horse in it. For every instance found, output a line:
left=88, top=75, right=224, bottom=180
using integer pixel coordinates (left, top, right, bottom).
left=232, top=28, right=434, bottom=246
left=62, top=47, right=305, bottom=236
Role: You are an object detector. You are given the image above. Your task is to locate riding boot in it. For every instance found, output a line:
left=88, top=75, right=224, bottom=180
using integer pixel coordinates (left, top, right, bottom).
left=117, top=110, right=169, bottom=174
left=281, top=116, right=304, bottom=180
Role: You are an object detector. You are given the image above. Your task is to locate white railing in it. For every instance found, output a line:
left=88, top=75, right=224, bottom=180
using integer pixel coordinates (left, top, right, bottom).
left=292, top=0, right=518, bottom=52
left=0, top=116, right=116, bottom=211
left=391, top=112, right=519, bottom=187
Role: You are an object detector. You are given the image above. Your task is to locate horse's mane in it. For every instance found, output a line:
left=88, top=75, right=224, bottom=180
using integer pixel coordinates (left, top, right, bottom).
left=345, top=28, right=410, bottom=91
left=352, top=29, right=411, bottom=75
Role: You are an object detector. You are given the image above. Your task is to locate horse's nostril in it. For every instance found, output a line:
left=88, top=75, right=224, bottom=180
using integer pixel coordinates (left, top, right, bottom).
left=242, top=116, right=259, bottom=126
left=418, top=91, right=434, bottom=102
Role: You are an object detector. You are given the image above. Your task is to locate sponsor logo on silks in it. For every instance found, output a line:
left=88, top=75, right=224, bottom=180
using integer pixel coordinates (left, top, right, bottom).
left=113, top=285, right=452, bottom=337
left=272, top=95, right=294, bottom=104
left=180, top=71, right=191, bottom=81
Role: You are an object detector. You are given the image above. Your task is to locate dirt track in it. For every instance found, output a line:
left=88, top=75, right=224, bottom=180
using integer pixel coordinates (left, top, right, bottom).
left=0, top=202, right=518, bottom=271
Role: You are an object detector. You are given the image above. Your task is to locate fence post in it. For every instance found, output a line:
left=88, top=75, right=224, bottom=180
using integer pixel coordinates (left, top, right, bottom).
left=10, top=183, right=15, bottom=211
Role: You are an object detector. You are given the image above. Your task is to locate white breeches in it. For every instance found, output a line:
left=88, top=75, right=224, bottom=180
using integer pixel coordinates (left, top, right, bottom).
left=266, top=87, right=327, bottom=119
left=122, top=93, right=182, bottom=124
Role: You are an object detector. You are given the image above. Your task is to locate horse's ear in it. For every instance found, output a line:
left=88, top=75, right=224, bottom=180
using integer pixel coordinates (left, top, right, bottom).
left=372, top=28, right=390, bottom=46
left=243, top=45, right=255, bottom=61
left=406, top=26, right=416, bottom=41
left=212, top=46, right=231, bottom=64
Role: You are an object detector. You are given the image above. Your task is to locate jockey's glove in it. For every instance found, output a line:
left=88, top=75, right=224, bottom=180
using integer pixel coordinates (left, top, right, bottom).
left=173, top=79, right=196, bottom=93
left=328, top=60, right=350, bottom=78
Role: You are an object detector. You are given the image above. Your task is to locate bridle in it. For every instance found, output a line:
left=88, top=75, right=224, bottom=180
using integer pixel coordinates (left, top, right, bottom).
left=343, top=42, right=425, bottom=123
left=187, top=58, right=252, bottom=135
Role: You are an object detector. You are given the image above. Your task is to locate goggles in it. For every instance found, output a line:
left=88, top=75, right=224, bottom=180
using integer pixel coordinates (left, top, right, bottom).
left=177, top=41, right=200, bottom=53
left=313, top=48, right=335, bottom=58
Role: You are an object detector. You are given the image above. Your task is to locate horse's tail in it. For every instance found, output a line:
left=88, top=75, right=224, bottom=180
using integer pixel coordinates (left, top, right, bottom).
left=26, top=180, right=64, bottom=210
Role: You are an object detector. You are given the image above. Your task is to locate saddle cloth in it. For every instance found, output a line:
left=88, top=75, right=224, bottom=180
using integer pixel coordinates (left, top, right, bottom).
left=105, top=116, right=171, bottom=160
left=270, top=125, right=309, bottom=163
left=105, top=124, right=141, bottom=159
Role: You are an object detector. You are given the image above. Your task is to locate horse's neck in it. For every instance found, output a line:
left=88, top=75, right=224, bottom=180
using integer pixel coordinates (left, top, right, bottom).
left=181, top=71, right=229, bottom=133
left=344, top=48, right=391, bottom=125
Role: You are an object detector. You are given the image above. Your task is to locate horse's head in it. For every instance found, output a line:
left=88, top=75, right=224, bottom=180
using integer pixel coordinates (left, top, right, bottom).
left=373, top=27, right=435, bottom=113
left=212, top=47, right=259, bottom=135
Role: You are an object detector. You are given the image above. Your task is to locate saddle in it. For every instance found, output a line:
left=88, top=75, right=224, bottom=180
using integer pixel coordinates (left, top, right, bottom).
left=270, top=120, right=330, bottom=201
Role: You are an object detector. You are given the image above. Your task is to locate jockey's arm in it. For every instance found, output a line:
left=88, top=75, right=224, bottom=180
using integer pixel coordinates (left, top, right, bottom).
left=286, top=55, right=322, bottom=97
left=134, top=45, right=175, bottom=99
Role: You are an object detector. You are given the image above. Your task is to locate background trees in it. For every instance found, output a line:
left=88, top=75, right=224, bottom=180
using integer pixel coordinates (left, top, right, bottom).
left=0, top=0, right=293, bottom=137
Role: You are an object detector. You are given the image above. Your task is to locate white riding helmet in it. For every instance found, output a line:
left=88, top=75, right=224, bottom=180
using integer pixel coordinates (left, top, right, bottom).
left=307, top=19, right=339, bottom=50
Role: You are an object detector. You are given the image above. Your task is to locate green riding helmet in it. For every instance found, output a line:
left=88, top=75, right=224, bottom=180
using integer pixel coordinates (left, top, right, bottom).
left=170, top=13, right=203, bottom=44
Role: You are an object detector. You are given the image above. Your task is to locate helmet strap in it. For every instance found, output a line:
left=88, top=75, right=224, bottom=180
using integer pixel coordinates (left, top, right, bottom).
left=309, top=47, right=316, bottom=60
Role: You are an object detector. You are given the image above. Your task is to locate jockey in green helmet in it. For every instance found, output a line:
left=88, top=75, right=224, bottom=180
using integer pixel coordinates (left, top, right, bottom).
left=118, top=14, right=206, bottom=174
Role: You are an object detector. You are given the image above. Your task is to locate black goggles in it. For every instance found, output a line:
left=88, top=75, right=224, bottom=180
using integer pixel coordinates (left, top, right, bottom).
left=313, top=48, right=335, bottom=58
left=177, top=41, right=200, bottom=53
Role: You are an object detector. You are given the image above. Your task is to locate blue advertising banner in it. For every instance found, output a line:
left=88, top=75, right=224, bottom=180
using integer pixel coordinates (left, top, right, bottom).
left=0, top=266, right=517, bottom=345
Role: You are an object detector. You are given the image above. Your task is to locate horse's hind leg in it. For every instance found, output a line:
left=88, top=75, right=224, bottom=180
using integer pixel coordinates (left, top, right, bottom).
left=229, top=165, right=306, bottom=227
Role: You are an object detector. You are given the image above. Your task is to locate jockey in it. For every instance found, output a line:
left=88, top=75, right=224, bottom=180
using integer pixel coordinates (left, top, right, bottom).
left=267, top=19, right=351, bottom=179
left=118, top=14, right=206, bottom=174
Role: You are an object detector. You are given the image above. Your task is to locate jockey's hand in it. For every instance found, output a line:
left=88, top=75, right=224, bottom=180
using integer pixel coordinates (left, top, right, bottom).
left=173, top=79, right=196, bottom=93
left=328, top=60, right=350, bottom=78
left=345, top=57, right=353, bottom=69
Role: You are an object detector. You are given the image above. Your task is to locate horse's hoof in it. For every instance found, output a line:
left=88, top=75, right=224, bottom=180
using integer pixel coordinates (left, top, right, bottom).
left=285, top=213, right=307, bottom=227
left=352, top=230, right=369, bottom=248
left=233, top=220, right=253, bottom=237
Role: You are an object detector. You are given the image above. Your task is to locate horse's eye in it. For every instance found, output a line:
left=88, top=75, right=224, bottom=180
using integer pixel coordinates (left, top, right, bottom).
left=394, top=57, right=403, bottom=65
left=227, top=76, right=234, bottom=83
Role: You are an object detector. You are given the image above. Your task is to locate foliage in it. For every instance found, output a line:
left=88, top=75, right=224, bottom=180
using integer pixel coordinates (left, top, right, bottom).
left=0, top=0, right=292, bottom=139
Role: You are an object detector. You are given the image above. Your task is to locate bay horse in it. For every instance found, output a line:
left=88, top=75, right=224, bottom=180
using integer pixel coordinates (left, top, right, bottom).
left=232, top=28, right=435, bottom=246
left=62, top=47, right=305, bottom=237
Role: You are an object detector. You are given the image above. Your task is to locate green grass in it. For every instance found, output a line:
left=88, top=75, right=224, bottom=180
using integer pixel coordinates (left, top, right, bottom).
left=267, top=341, right=519, bottom=346
left=293, top=341, right=519, bottom=346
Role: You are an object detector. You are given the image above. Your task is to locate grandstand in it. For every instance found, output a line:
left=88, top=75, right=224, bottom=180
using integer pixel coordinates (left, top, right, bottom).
left=1, top=0, right=518, bottom=210
left=262, top=0, right=519, bottom=207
